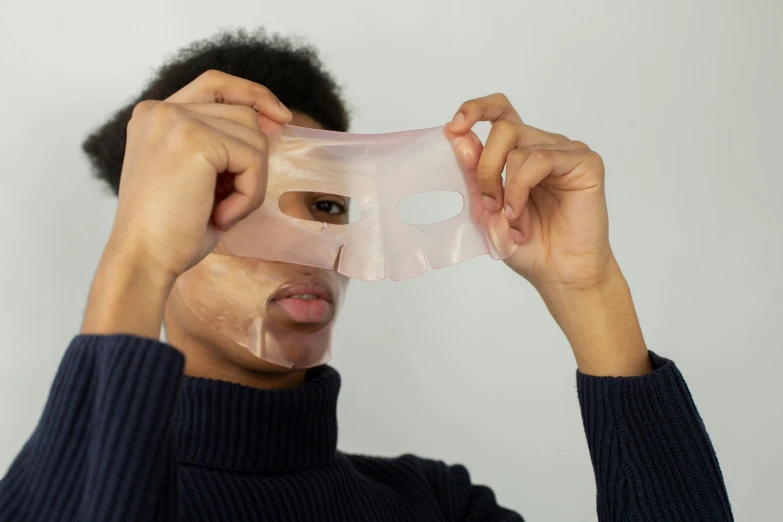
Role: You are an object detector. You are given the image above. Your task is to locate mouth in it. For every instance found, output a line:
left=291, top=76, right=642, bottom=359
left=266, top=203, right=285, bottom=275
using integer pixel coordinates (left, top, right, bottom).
left=267, top=281, right=335, bottom=326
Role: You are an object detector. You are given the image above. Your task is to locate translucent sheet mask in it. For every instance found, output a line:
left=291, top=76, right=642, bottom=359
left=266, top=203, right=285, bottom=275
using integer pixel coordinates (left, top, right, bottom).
left=218, top=121, right=517, bottom=281
left=177, top=122, right=516, bottom=369
left=176, top=248, right=346, bottom=369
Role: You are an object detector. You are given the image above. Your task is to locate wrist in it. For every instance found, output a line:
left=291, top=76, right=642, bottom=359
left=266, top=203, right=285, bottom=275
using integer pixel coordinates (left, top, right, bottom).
left=81, top=243, right=176, bottom=339
left=537, top=259, right=652, bottom=376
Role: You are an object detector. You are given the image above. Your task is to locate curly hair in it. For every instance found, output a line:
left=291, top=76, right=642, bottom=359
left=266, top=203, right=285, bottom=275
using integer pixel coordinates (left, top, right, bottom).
left=82, top=28, right=350, bottom=194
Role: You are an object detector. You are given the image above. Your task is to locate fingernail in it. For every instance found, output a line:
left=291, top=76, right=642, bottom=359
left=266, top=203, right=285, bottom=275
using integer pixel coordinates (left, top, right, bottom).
left=451, top=111, right=465, bottom=127
left=278, top=99, right=293, bottom=117
left=511, top=228, right=525, bottom=245
left=482, top=195, right=499, bottom=212
left=504, top=204, right=515, bottom=219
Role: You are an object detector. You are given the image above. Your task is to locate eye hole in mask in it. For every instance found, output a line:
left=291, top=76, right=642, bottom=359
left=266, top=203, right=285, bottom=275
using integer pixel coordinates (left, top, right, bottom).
left=278, top=191, right=361, bottom=226
left=396, top=190, right=465, bottom=226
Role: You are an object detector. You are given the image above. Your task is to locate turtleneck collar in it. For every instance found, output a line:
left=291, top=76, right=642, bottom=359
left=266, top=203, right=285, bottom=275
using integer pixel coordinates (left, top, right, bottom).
left=174, top=365, right=340, bottom=473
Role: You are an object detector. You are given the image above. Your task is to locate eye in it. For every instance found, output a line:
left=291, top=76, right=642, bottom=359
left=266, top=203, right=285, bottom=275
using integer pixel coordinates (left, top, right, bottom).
left=311, top=199, right=347, bottom=216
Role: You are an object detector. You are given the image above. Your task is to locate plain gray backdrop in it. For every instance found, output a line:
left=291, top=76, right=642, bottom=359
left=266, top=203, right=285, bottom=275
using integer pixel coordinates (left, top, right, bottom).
left=1, top=0, right=781, bottom=520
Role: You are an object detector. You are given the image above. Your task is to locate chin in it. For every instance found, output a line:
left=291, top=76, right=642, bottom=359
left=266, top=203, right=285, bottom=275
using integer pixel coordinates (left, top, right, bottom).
left=186, top=299, right=338, bottom=373
left=168, top=253, right=347, bottom=373
left=205, top=325, right=305, bottom=374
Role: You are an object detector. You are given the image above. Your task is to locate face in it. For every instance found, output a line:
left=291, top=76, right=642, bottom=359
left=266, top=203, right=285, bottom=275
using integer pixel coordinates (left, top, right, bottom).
left=164, top=112, right=350, bottom=374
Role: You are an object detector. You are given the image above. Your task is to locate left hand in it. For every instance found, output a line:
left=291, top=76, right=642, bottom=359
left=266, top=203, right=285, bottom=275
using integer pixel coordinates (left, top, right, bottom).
left=450, top=93, right=613, bottom=293
left=450, top=93, right=652, bottom=376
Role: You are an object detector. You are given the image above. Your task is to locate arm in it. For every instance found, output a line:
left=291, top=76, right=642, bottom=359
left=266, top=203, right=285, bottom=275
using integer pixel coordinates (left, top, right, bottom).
left=0, top=255, right=185, bottom=522
left=556, top=268, right=733, bottom=521
left=448, top=93, right=733, bottom=520
left=0, top=334, right=184, bottom=521
left=1, top=70, right=291, bottom=522
left=404, top=455, right=524, bottom=522
left=577, top=350, right=733, bottom=521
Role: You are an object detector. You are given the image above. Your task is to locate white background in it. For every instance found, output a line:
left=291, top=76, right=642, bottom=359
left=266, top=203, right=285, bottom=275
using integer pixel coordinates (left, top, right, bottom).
left=1, top=1, right=781, bottom=520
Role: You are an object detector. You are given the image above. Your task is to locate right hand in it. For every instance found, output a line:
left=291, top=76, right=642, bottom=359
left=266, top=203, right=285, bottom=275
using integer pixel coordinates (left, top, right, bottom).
left=104, top=69, right=293, bottom=286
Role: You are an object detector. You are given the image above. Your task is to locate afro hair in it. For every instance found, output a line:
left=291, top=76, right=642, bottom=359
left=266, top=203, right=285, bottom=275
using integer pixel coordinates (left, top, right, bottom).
left=82, top=28, right=350, bottom=195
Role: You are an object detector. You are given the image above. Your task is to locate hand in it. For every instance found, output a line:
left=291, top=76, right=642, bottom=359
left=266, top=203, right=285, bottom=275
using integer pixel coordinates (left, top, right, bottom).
left=110, top=69, right=292, bottom=283
left=450, top=93, right=613, bottom=292
left=82, top=70, right=292, bottom=338
left=450, top=94, right=652, bottom=376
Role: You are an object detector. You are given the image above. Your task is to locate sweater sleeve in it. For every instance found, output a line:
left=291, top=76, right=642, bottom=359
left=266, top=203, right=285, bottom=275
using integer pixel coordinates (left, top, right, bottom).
left=0, top=334, right=185, bottom=522
left=577, top=351, right=733, bottom=521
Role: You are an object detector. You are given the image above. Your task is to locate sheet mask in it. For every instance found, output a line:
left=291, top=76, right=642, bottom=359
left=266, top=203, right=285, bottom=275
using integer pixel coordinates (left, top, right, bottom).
left=175, top=247, right=346, bottom=369
left=177, top=122, right=516, bottom=369
left=218, top=121, right=517, bottom=281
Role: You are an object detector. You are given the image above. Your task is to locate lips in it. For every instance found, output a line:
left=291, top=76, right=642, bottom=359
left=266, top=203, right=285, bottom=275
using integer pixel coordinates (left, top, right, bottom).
left=268, top=281, right=335, bottom=327
left=270, top=282, right=333, bottom=303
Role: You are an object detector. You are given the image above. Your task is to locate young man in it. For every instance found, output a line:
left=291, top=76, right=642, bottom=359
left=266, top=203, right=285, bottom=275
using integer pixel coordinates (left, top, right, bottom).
left=0, top=29, right=733, bottom=521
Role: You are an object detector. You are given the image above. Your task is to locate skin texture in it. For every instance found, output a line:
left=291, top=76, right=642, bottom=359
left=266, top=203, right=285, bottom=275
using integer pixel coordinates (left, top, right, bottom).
left=81, top=71, right=652, bottom=393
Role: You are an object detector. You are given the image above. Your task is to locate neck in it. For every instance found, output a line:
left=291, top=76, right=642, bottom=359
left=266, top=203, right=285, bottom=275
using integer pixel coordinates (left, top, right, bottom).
left=174, top=362, right=340, bottom=473
left=164, top=316, right=306, bottom=390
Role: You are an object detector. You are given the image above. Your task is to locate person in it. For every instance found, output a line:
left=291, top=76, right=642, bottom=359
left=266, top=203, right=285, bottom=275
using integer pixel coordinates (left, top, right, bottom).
left=0, top=29, right=733, bottom=521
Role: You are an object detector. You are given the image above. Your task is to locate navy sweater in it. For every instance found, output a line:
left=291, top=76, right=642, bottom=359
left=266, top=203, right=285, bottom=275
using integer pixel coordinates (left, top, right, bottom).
left=0, top=335, right=732, bottom=521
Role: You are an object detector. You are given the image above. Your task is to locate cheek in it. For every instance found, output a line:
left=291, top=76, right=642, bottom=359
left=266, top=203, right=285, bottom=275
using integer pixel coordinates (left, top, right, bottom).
left=180, top=250, right=350, bottom=328
left=178, top=255, right=281, bottom=327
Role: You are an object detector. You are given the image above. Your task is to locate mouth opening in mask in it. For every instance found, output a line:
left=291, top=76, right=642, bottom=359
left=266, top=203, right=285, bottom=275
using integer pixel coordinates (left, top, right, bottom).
left=265, top=279, right=337, bottom=334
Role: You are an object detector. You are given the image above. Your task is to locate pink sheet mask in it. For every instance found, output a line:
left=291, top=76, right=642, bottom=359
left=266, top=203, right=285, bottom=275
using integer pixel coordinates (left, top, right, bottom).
left=219, top=119, right=517, bottom=281
left=177, top=120, right=516, bottom=368
left=176, top=251, right=345, bottom=369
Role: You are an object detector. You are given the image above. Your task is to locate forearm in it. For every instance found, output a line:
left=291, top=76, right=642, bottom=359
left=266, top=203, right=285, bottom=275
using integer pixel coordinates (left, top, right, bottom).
left=576, top=353, right=734, bottom=521
left=538, top=257, right=653, bottom=376
left=546, top=259, right=733, bottom=519
left=81, top=241, right=175, bottom=340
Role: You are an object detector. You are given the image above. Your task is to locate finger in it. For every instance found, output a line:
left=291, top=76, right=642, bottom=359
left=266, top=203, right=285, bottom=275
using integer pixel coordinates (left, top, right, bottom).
left=178, top=103, right=262, bottom=131
left=475, top=120, right=519, bottom=210
left=504, top=149, right=594, bottom=220
left=519, top=204, right=532, bottom=243
left=195, top=131, right=268, bottom=230
left=165, top=69, right=293, bottom=124
left=184, top=111, right=268, bottom=152
left=449, top=93, right=571, bottom=147
left=509, top=123, right=568, bottom=147
left=508, top=204, right=532, bottom=245
left=450, top=93, right=522, bottom=133
left=452, top=93, right=522, bottom=127
left=516, top=140, right=592, bottom=152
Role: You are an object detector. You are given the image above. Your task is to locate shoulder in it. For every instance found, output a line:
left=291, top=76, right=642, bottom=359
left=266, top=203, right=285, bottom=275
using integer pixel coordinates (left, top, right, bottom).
left=342, top=452, right=451, bottom=486
left=342, top=453, right=522, bottom=521
left=344, top=452, right=466, bottom=480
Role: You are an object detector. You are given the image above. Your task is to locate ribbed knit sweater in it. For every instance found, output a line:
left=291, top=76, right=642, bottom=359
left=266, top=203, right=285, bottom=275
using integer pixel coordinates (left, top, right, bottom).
left=0, top=335, right=732, bottom=521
